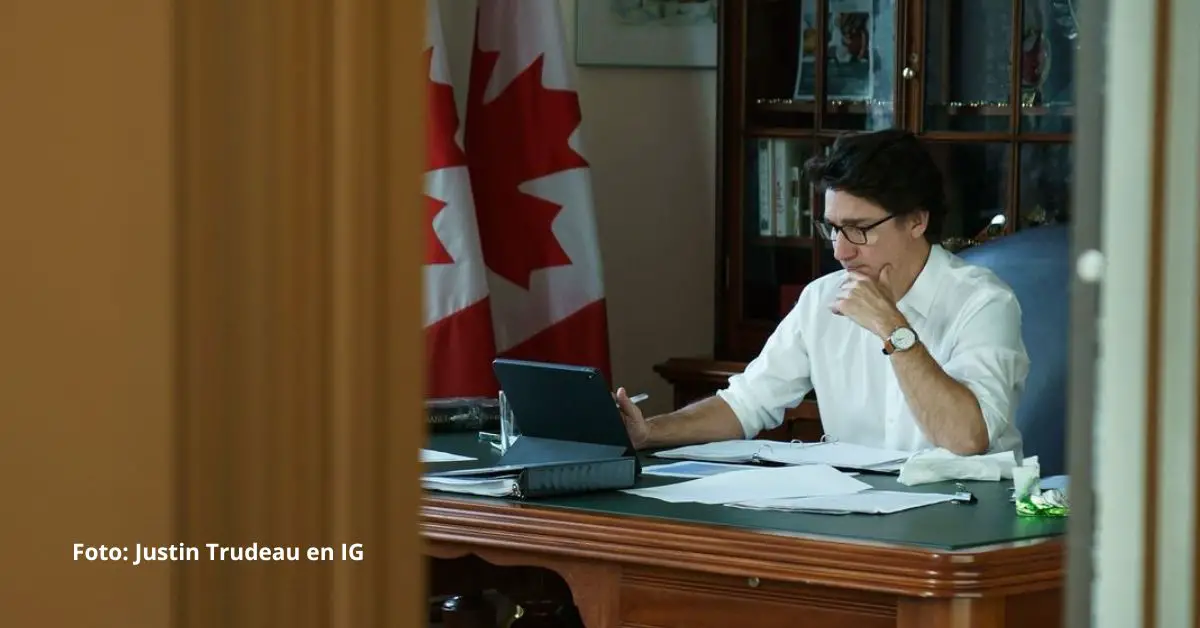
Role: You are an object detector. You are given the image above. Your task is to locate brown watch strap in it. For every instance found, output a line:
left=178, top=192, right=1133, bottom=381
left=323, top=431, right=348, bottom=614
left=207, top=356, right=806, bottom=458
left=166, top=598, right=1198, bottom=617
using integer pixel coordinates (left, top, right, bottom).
left=881, top=338, right=896, bottom=355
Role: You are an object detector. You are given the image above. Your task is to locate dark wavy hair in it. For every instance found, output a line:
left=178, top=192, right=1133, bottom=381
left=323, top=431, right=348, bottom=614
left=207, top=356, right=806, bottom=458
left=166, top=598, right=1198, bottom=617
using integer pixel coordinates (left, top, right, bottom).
left=803, top=129, right=947, bottom=241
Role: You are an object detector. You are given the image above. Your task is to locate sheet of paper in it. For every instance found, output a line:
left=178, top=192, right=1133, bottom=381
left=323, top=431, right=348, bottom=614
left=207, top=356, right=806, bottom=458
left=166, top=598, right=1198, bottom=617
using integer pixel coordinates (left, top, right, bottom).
left=651, top=440, right=768, bottom=463
left=731, top=490, right=956, bottom=514
left=755, top=441, right=912, bottom=471
left=644, top=460, right=860, bottom=479
left=653, top=439, right=912, bottom=472
left=642, top=460, right=758, bottom=478
left=420, top=449, right=477, bottom=463
left=860, top=461, right=904, bottom=473
left=623, top=464, right=871, bottom=505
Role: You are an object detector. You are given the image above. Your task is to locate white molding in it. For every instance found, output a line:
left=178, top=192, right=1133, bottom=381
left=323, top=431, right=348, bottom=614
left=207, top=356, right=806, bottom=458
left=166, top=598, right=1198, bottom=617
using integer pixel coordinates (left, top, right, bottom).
left=1093, top=0, right=1159, bottom=623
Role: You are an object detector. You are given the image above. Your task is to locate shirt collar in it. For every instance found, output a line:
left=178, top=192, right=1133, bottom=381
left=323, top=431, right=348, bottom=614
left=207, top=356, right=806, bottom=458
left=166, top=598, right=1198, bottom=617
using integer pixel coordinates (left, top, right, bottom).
left=895, top=244, right=946, bottom=319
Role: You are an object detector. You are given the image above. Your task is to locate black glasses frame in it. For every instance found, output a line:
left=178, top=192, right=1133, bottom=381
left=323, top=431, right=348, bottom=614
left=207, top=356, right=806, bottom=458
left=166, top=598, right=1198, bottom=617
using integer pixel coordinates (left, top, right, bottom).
left=817, top=214, right=897, bottom=245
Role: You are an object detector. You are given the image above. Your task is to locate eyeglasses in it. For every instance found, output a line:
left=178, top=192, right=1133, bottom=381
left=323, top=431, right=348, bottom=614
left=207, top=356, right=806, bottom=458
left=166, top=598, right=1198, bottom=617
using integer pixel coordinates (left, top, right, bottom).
left=816, top=214, right=896, bottom=245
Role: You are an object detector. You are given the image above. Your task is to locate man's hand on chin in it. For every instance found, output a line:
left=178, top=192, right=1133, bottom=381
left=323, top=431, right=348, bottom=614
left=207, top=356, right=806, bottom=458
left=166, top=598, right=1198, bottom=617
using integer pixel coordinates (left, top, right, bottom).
left=831, top=264, right=908, bottom=338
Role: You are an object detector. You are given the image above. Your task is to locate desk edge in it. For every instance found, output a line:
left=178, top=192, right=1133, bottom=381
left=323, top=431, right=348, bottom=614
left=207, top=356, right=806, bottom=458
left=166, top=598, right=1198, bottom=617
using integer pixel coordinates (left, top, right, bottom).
left=421, top=495, right=1063, bottom=598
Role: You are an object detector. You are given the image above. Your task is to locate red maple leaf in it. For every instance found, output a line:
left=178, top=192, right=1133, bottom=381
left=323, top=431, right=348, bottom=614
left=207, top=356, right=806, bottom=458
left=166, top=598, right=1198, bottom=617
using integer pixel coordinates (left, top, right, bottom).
left=465, top=49, right=589, bottom=289
left=424, top=46, right=466, bottom=266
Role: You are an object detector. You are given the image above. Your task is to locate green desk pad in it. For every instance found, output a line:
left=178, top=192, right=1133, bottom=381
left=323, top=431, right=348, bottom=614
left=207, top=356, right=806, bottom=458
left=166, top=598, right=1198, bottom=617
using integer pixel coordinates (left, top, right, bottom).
left=424, top=433, right=1067, bottom=552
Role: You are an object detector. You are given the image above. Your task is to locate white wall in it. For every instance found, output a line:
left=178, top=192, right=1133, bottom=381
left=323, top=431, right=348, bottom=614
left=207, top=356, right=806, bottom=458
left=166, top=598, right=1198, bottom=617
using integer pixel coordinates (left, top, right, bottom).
left=438, top=0, right=718, bottom=415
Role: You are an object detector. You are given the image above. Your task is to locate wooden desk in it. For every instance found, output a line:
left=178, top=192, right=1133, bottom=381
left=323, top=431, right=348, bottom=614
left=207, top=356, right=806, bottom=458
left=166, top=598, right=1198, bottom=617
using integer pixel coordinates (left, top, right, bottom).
left=423, top=436, right=1065, bottom=628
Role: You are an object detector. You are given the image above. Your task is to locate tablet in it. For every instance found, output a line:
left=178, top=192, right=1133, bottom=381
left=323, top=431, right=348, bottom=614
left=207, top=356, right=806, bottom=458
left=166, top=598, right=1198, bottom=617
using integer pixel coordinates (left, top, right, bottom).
left=491, top=358, right=635, bottom=453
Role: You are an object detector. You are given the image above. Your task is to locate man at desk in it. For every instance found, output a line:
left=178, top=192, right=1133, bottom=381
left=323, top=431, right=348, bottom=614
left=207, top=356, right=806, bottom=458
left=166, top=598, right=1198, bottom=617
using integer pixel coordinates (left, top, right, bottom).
left=618, top=129, right=1029, bottom=457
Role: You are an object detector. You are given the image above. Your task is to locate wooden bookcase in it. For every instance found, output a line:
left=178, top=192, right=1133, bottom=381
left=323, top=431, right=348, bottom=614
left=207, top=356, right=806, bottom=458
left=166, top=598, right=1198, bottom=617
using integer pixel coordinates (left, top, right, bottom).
left=654, top=0, right=1076, bottom=436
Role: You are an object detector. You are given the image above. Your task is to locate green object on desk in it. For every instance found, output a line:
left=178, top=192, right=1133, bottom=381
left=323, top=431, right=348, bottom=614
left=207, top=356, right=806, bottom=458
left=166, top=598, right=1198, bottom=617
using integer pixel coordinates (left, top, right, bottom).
left=423, top=433, right=1068, bottom=552
left=1016, top=489, right=1070, bottom=518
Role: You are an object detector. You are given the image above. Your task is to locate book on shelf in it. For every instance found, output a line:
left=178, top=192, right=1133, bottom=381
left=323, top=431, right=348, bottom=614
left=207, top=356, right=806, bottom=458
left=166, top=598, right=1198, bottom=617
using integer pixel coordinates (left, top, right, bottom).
left=757, top=138, right=772, bottom=236
left=756, top=139, right=814, bottom=239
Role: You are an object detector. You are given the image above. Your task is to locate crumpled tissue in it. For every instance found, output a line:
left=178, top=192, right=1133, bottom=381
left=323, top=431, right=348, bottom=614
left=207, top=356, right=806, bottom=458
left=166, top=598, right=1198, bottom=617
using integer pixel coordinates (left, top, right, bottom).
left=897, top=448, right=1030, bottom=486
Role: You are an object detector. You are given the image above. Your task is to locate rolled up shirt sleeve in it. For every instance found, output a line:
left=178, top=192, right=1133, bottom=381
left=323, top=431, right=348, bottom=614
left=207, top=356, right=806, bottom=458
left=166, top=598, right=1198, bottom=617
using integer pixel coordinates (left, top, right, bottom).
left=716, top=300, right=815, bottom=439
left=940, top=291, right=1031, bottom=451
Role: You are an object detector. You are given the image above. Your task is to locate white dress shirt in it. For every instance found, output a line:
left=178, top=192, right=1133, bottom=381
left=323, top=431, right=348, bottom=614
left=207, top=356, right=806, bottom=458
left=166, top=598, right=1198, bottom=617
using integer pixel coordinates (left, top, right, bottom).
left=716, top=244, right=1029, bottom=456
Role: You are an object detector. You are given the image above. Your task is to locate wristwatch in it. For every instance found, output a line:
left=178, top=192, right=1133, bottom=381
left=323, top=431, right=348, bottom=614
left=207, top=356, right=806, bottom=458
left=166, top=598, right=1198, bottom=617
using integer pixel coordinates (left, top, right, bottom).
left=882, top=326, right=919, bottom=355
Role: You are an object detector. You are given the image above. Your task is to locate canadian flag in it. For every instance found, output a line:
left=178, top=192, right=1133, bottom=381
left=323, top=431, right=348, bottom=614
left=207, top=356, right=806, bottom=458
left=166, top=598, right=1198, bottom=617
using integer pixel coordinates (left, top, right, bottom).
left=422, top=0, right=500, bottom=398
left=464, top=0, right=613, bottom=381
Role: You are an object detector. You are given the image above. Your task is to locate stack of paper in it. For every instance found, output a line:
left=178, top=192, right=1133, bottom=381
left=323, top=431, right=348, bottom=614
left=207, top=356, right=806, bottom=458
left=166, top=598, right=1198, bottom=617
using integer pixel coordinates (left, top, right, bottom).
left=420, top=449, right=476, bottom=463
left=651, top=440, right=767, bottom=463
left=731, top=491, right=957, bottom=515
left=422, top=475, right=519, bottom=498
left=622, top=464, right=872, bottom=505
left=759, top=441, right=910, bottom=471
left=653, top=440, right=912, bottom=472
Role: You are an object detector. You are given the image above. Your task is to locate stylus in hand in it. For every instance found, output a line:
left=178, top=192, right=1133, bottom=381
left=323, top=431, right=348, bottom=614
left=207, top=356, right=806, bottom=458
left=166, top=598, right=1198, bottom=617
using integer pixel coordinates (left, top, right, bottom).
left=628, top=393, right=649, bottom=404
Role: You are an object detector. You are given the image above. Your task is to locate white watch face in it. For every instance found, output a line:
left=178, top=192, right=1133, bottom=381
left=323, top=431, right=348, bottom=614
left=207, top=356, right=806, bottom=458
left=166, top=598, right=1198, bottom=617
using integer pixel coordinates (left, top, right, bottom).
left=891, top=327, right=917, bottom=350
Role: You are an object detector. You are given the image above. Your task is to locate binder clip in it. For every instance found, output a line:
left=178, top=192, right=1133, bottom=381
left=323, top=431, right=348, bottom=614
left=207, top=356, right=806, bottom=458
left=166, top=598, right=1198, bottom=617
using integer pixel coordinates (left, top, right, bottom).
left=951, top=482, right=977, bottom=504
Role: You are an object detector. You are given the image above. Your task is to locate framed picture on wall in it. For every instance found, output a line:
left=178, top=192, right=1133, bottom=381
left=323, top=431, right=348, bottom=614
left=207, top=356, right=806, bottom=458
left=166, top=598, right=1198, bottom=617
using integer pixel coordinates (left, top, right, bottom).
left=576, top=0, right=719, bottom=68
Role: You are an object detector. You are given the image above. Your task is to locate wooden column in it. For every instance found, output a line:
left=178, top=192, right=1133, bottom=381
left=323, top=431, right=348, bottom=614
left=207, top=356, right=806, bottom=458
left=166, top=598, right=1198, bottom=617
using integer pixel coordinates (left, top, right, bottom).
left=2, top=1, right=427, bottom=626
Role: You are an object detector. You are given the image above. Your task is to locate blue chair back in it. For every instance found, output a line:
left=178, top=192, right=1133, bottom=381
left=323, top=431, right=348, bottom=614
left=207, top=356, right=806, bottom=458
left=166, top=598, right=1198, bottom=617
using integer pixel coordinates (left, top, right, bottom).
left=957, top=225, right=1069, bottom=476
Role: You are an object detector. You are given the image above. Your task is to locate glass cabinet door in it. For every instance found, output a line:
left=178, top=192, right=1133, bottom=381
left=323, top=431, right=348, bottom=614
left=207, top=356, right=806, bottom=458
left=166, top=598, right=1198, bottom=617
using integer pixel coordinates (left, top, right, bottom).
left=920, top=0, right=1077, bottom=134
left=819, top=0, right=897, bottom=130
left=1019, top=143, right=1074, bottom=227
left=922, top=0, right=1014, bottom=132
left=1020, top=0, right=1078, bottom=134
left=744, top=0, right=898, bottom=131
left=744, top=0, right=816, bottom=129
left=924, top=142, right=1011, bottom=249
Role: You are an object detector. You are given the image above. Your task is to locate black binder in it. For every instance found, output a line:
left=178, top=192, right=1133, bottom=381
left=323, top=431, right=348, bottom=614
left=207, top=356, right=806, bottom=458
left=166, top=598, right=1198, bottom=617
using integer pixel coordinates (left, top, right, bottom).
left=423, top=451, right=638, bottom=499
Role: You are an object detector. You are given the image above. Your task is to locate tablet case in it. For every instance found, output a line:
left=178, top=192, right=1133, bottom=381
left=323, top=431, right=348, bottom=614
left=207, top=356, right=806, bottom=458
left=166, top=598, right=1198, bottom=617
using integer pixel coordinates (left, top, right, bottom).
left=491, top=359, right=637, bottom=459
left=421, top=359, right=643, bottom=499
